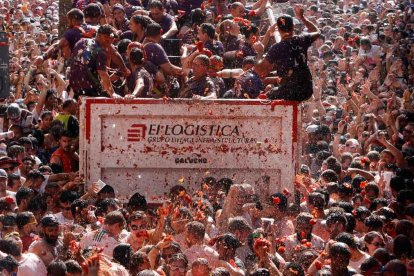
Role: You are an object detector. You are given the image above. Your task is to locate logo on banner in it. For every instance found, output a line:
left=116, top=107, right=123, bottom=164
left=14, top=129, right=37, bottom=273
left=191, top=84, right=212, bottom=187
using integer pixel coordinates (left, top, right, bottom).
left=127, top=124, right=147, bottom=142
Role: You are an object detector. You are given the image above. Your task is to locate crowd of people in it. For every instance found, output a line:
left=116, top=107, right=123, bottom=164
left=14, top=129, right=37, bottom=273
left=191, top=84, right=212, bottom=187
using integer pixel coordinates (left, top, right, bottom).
left=0, top=0, right=414, bottom=274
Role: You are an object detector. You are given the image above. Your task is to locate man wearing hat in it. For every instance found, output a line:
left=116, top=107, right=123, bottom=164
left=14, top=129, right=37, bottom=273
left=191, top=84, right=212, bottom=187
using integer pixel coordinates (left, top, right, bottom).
left=254, top=4, right=321, bottom=102
left=0, top=157, right=20, bottom=175
left=2, top=103, right=34, bottom=135
left=28, top=215, right=63, bottom=266
left=69, top=24, right=122, bottom=99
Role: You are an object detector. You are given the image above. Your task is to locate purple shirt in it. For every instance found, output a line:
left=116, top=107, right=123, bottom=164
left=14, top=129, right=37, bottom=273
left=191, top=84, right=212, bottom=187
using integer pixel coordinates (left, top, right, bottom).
left=69, top=38, right=107, bottom=91
left=151, top=13, right=174, bottom=34
left=63, top=28, right=83, bottom=50
left=176, top=0, right=203, bottom=13
left=143, top=42, right=169, bottom=75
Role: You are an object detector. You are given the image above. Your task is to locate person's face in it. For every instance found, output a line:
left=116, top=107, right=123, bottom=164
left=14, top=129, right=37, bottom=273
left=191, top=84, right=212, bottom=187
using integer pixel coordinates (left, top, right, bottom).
left=60, top=201, right=73, bottom=219
left=129, top=218, right=147, bottom=234
left=22, top=159, right=34, bottom=172
left=43, top=225, right=60, bottom=245
left=113, top=9, right=125, bottom=21
left=192, top=59, right=208, bottom=79
left=366, top=236, right=385, bottom=255
left=380, top=152, right=394, bottom=164
left=197, top=29, right=209, bottom=42
left=162, top=246, right=179, bottom=263
left=150, top=7, right=164, bottom=22
left=105, top=222, right=123, bottom=237
left=99, top=33, right=114, bottom=47
left=129, top=20, right=139, bottom=33
left=60, top=136, right=72, bottom=151
left=327, top=221, right=345, bottom=239
left=232, top=6, right=245, bottom=18
left=296, top=222, right=313, bottom=237
left=341, top=158, right=352, bottom=170
left=330, top=253, right=350, bottom=269
left=42, top=114, right=53, bottom=129
left=23, top=216, right=38, bottom=236
left=169, top=259, right=187, bottom=276
left=344, top=142, right=359, bottom=154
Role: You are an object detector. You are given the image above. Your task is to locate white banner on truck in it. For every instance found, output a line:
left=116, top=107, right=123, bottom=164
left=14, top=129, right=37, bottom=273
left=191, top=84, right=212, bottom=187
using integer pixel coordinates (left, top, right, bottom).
left=79, top=98, right=300, bottom=202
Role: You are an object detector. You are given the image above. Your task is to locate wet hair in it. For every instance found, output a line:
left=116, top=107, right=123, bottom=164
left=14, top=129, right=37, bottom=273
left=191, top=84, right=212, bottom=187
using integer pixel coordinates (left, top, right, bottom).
left=15, top=211, right=34, bottom=230
left=216, top=233, right=241, bottom=250
left=240, top=24, right=258, bottom=38
left=104, top=211, right=126, bottom=228
left=117, top=39, right=131, bottom=54
left=129, top=48, right=145, bottom=66
left=194, top=54, right=210, bottom=67
left=326, top=212, right=347, bottom=227
left=372, top=248, right=391, bottom=266
left=113, top=243, right=134, bottom=269
left=130, top=252, right=149, bottom=274
left=200, top=23, right=216, bottom=39
left=15, top=187, right=34, bottom=206
left=148, top=0, right=163, bottom=9
left=277, top=14, right=294, bottom=32
left=337, top=202, right=353, bottom=213
left=190, top=8, right=206, bottom=26
left=97, top=198, right=118, bottom=215
left=393, top=234, right=412, bottom=259
left=170, top=253, right=188, bottom=268
left=0, top=239, right=21, bottom=257
left=0, top=256, right=19, bottom=273
left=396, top=190, right=414, bottom=206
left=329, top=242, right=351, bottom=260
left=70, top=199, right=89, bottom=217
left=364, top=215, right=383, bottom=231
left=360, top=257, right=382, bottom=275
left=320, top=169, right=339, bottom=183
left=375, top=207, right=396, bottom=222
left=26, top=169, right=45, bottom=182
left=227, top=216, right=252, bottom=233
left=27, top=194, right=48, bottom=215
left=354, top=206, right=371, bottom=221
left=218, top=178, right=233, bottom=195
left=369, top=198, right=388, bottom=211
left=47, top=260, right=67, bottom=276
left=383, top=259, right=407, bottom=276
left=308, top=192, right=326, bottom=209
left=351, top=176, right=366, bottom=193
left=337, top=183, right=353, bottom=197
left=59, top=190, right=79, bottom=204
left=127, top=192, right=147, bottom=211
left=335, top=232, right=357, bottom=249
left=365, top=183, right=379, bottom=197
left=344, top=213, right=356, bottom=233
left=186, top=221, right=205, bottom=241
left=84, top=3, right=102, bottom=18
left=145, top=22, right=162, bottom=37
left=130, top=15, right=153, bottom=29
left=65, top=260, right=82, bottom=274
left=269, top=193, right=288, bottom=212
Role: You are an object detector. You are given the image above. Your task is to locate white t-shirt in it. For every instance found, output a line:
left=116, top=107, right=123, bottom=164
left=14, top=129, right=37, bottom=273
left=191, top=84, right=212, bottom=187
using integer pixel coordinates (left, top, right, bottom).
left=349, top=251, right=370, bottom=273
left=54, top=212, right=74, bottom=226
left=80, top=229, right=121, bottom=258
left=18, top=253, right=47, bottom=276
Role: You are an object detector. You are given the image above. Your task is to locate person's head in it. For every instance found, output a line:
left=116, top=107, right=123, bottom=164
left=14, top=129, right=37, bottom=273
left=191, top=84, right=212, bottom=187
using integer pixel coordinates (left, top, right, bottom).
left=198, top=23, right=215, bottom=42
left=364, top=214, right=384, bottom=232
left=383, top=259, right=407, bottom=276
left=104, top=211, right=126, bottom=237
left=326, top=213, right=347, bottom=239
left=15, top=187, right=34, bottom=210
left=129, top=47, right=145, bottom=67
left=215, top=233, right=241, bottom=260
left=96, top=24, right=115, bottom=47
left=0, top=255, right=19, bottom=276
left=360, top=37, right=372, bottom=52
left=372, top=247, right=391, bottom=266
left=58, top=130, right=73, bottom=152
left=129, top=15, right=152, bottom=33
left=47, top=260, right=67, bottom=276
left=185, top=221, right=205, bottom=247
left=329, top=242, right=351, bottom=270
left=112, top=4, right=125, bottom=22
left=191, top=258, right=211, bottom=276
left=145, top=22, right=163, bottom=42
left=20, top=156, right=35, bottom=173
left=62, top=99, right=77, bottom=115
left=161, top=241, right=182, bottom=263
left=277, top=14, right=294, bottom=37
left=364, top=231, right=385, bottom=255
left=128, top=211, right=149, bottom=241
left=149, top=0, right=165, bottom=23
left=96, top=198, right=119, bottom=216
left=0, top=169, right=7, bottom=193
left=83, top=3, right=102, bottom=22
left=0, top=238, right=21, bottom=258
left=335, top=232, right=358, bottom=254
left=7, top=173, right=22, bottom=192
left=229, top=2, right=246, bottom=18
left=192, top=55, right=210, bottom=79
left=168, top=253, right=188, bottom=276
left=227, top=216, right=252, bottom=242
left=16, top=211, right=37, bottom=236
left=2, top=213, right=17, bottom=234
left=41, top=215, right=60, bottom=245
left=307, top=192, right=325, bottom=211
left=130, top=252, right=151, bottom=274
left=6, top=104, right=21, bottom=124
left=26, top=169, right=45, bottom=190
left=65, top=260, right=83, bottom=276
left=59, top=190, right=79, bottom=220
left=113, top=243, right=134, bottom=269
left=295, top=212, right=314, bottom=238
left=360, top=257, right=382, bottom=275
left=393, top=234, right=412, bottom=259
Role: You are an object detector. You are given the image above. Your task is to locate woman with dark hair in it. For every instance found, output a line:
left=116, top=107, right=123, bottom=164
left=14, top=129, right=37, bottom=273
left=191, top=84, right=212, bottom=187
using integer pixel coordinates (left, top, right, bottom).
left=125, top=47, right=154, bottom=98
left=180, top=8, right=206, bottom=46
left=121, top=14, right=154, bottom=42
